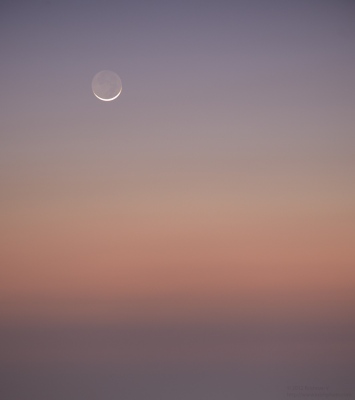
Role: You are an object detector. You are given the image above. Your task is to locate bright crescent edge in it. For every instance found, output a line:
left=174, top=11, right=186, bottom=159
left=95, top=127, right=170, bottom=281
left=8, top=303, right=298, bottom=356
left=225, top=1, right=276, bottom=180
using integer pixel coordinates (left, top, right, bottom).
left=93, top=87, right=122, bottom=102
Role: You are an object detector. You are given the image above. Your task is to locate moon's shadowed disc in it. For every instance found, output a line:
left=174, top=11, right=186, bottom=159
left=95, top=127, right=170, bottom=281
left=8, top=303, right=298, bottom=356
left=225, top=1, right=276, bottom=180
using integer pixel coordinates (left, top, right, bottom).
left=92, top=70, right=122, bottom=101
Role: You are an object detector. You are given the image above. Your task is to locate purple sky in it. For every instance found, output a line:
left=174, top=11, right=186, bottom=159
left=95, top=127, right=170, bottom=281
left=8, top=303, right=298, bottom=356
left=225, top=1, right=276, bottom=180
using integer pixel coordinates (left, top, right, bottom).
left=1, top=0, right=355, bottom=399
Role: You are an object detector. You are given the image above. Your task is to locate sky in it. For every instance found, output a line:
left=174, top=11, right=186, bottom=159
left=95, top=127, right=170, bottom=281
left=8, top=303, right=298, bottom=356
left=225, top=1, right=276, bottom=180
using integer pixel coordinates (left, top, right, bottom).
left=1, top=0, right=355, bottom=399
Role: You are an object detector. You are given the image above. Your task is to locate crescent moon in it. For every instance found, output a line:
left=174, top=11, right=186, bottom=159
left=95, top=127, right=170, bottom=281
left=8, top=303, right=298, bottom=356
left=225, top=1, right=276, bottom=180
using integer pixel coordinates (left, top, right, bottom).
left=92, top=70, right=122, bottom=102
left=93, top=88, right=122, bottom=102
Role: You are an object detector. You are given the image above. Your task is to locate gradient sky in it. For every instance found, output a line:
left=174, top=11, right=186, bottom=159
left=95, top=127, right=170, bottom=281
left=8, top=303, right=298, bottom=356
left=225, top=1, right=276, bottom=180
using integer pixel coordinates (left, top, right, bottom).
left=1, top=1, right=355, bottom=399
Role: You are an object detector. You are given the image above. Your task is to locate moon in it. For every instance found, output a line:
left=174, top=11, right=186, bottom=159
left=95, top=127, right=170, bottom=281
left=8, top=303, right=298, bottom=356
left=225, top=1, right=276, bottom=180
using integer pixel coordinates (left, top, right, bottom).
left=92, top=70, right=122, bottom=101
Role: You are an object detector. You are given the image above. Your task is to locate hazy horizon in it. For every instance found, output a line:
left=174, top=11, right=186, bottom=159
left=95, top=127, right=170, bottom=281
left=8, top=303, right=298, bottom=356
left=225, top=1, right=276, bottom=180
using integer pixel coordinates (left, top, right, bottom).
left=1, top=0, right=354, bottom=399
